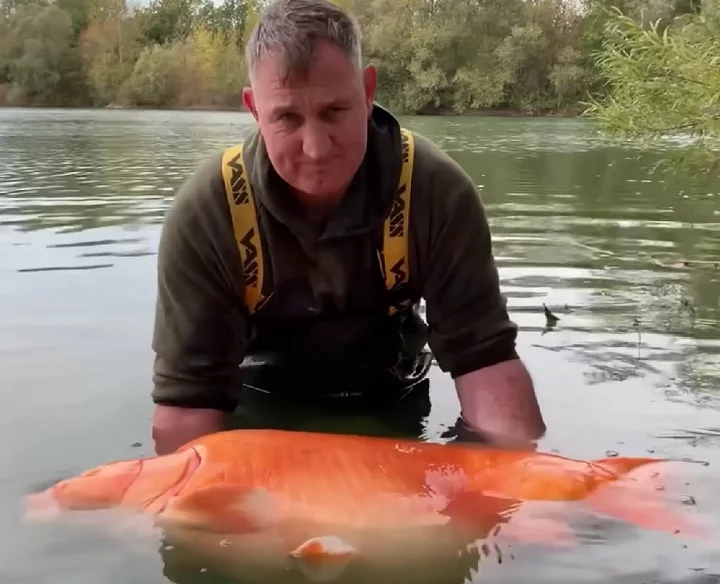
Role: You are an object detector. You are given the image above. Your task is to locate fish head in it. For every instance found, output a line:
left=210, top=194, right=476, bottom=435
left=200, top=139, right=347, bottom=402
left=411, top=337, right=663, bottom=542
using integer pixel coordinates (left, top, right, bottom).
left=24, top=446, right=203, bottom=523
left=24, top=459, right=143, bottom=521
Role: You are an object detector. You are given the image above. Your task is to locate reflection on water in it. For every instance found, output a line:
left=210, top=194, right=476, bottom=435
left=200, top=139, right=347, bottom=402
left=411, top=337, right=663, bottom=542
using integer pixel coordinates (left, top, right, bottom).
left=1, top=107, right=720, bottom=584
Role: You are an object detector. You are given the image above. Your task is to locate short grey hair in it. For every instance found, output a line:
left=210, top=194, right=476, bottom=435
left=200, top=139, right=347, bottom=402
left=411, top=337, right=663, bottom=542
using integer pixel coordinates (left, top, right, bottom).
left=245, top=0, right=363, bottom=83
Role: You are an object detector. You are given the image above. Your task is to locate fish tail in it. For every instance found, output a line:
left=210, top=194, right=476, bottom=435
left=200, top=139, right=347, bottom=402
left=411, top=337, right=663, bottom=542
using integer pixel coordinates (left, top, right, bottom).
left=585, top=458, right=706, bottom=537
left=590, top=456, right=663, bottom=478
left=586, top=488, right=703, bottom=536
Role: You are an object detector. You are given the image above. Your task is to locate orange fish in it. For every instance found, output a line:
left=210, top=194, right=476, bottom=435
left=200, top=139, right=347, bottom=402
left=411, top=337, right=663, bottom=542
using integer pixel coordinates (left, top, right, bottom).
left=23, top=429, right=702, bottom=582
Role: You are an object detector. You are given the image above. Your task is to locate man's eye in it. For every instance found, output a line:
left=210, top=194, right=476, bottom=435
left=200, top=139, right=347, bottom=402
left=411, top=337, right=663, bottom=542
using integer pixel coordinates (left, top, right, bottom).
left=324, top=107, right=346, bottom=119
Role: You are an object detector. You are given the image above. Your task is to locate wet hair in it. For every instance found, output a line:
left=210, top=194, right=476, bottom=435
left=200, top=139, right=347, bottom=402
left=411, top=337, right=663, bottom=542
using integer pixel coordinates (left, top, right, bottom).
left=245, top=0, right=363, bottom=83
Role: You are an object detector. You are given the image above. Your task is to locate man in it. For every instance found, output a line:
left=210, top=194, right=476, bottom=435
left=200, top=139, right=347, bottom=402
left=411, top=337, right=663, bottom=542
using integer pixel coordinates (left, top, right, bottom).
left=150, top=0, right=546, bottom=455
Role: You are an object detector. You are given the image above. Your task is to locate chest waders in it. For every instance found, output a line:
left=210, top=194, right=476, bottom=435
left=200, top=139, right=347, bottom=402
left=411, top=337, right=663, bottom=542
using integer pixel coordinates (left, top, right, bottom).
left=220, top=128, right=432, bottom=399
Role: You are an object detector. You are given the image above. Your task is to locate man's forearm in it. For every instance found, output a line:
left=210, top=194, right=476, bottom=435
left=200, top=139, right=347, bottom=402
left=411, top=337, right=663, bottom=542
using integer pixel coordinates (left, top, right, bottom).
left=454, top=358, right=546, bottom=448
left=152, top=405, right=227, bottom=455
left=152, top=352, right=242, bottom=412
left=150, top=365, right=237, bottom=454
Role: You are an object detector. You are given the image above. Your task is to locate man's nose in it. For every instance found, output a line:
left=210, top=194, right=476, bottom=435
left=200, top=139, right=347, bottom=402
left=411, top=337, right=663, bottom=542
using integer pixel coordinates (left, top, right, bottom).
left=301, top=121, right=332, bottom=160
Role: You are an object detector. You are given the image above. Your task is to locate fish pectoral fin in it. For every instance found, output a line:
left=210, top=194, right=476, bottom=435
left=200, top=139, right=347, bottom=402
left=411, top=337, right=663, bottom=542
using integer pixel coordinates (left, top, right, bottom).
left=159, top=484, right=277, bottom=534
left=289, top=535, right=359, bottom=583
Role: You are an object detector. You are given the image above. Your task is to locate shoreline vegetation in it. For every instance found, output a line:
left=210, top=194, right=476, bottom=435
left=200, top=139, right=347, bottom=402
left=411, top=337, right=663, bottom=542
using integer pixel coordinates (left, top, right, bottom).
left=0, top=101, right=580, bottom=117
left=0, top=0, right=702, bottom=115
left=0, top=0, right=717, bottom=171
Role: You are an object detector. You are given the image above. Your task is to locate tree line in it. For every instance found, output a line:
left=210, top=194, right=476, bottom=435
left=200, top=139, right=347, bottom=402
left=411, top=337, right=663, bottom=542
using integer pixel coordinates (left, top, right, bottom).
left=0, top=0, right=710, bottom=112
left=0, top=0, right=717, bottom=170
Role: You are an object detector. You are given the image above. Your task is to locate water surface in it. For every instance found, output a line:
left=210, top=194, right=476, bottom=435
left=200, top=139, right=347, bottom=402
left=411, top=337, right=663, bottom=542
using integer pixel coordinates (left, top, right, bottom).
left=1, top=107, right=719, bottom=584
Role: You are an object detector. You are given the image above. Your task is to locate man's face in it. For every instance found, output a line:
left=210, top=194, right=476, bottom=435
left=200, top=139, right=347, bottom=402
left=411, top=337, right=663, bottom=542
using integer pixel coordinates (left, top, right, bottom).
left=242, top=40, right=376, bottom=209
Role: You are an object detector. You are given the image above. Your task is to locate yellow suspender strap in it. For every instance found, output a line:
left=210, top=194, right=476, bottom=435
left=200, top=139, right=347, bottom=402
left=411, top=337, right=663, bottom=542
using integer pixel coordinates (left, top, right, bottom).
left=221, top=144, right=264, bottom=315
left=221, top=128, right=415, bottom=316
left=382, top=127, right=415, bottom=314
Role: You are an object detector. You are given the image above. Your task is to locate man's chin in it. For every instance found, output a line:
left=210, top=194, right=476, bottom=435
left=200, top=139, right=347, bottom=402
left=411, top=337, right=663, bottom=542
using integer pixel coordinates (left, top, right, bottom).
left=292, top=178, right=348, bottom=207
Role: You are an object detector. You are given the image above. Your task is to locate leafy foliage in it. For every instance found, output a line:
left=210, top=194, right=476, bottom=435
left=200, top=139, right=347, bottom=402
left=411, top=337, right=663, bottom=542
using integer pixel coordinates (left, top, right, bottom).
left=0, top=0, right=629, bottom=113
left=584, top=1, right=720, bottom=174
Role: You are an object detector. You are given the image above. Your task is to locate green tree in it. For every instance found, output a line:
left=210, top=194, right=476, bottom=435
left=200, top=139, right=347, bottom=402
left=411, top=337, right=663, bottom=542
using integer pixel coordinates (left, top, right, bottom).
left=2, top=2, right=78, bottom=105
left=78, top=11, right=140, bottom=105
left=584, top=2, right=720, bottom=174
left=2, top=0, right=710, bottom=118
left=119, top=42, right=184, bottom=106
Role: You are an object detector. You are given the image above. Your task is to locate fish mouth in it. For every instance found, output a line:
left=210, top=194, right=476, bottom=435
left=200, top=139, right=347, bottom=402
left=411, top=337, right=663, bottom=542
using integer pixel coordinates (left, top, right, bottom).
left=22, top=475, right=77, bottom=521
left=23, top=491, right=63, bottom=522
left=26, top=476, right=67, bottom=494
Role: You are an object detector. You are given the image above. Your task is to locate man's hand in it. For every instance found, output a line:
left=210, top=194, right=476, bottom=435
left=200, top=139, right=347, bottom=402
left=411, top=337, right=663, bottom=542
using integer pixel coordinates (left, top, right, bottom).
left=151, top=405, right=226, bottom=455
left=454, top=358, right=546, bottom=449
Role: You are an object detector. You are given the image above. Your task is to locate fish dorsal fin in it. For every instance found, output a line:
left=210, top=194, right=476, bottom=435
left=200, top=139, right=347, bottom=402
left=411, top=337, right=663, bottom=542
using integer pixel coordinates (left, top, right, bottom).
left=289, top=535, right=358, bottom=583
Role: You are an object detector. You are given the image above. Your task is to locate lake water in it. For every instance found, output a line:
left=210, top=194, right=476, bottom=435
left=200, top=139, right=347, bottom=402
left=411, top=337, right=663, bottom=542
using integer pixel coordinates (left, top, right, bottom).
left=1, top=107, right=719, bottom=584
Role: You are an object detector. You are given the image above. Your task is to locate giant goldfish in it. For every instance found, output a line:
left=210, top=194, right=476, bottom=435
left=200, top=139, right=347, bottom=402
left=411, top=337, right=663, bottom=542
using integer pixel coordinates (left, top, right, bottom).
left=23, top=429, right=703, bottom=583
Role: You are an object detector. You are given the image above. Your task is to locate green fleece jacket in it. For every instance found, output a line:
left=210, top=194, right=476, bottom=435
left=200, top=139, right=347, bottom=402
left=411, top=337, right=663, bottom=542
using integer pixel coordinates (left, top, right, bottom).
left=151, top=105, right=518, bottom=411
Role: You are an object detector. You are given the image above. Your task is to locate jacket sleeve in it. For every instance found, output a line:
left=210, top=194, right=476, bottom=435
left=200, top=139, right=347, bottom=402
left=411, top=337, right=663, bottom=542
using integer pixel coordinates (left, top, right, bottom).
left=412, top=135, right=519, bottom=378
left=151, top=153, right=248, bottom=411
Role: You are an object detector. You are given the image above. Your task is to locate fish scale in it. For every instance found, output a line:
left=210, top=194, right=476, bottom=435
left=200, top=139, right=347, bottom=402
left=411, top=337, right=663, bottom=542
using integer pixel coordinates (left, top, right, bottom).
left=188, top=432, right=622, bottom=527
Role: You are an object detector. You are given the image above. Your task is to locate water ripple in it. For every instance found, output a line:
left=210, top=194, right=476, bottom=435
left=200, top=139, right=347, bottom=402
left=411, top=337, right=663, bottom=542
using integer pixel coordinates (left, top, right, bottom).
left=0, top=108, right=256, bottom=234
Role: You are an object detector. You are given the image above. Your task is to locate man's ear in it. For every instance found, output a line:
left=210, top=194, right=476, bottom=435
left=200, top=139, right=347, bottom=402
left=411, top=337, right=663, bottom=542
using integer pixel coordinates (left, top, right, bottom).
left=362, top=65, right=377, bottom=113
left=242, top=87, right=258, bottom=120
